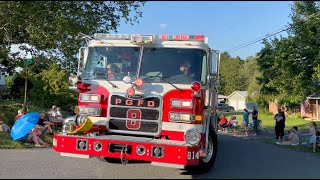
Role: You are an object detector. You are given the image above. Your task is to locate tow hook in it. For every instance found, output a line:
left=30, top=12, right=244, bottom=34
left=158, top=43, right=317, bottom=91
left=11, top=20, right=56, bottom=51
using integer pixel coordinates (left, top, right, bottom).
left=120, top=145, right=129, bottom=165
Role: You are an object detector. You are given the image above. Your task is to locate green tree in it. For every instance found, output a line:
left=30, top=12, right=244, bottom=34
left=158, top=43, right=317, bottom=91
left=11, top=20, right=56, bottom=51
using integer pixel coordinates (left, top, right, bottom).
left=241, top=56, right=261, bottom=103
left=256, top=1, right=320, bottom=109
left=219, top=52, right=245, bottom=96
left=29, top=63, right=77, bottom=109
left=0, top=1, right=146, bottom=74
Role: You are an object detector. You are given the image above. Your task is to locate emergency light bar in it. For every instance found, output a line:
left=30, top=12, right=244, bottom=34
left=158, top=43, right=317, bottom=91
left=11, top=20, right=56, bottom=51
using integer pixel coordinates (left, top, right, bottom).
left=93, top=33, right=205, bottom=42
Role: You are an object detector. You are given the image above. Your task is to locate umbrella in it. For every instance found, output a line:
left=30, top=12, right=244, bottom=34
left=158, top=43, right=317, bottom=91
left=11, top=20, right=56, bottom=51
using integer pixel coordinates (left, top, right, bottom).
left=10, top=112, right=40, bottom=141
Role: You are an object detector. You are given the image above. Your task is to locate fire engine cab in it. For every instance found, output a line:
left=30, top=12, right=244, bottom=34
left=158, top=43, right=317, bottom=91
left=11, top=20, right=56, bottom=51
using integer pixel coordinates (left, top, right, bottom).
left=53, top=33, right=220, bottom=173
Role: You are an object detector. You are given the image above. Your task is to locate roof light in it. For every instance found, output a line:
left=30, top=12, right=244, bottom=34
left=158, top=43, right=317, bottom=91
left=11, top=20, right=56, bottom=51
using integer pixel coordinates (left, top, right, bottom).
left=94, top=33, right=131, bottom=40
left=192, top=35, right=205, bottom=41
left=93, top=33, right=205, bottom=42
left=130, top=34, right=154, bottom=44
left=173, top=35, right=181, bottom=40
left=157, top=34, right=205, bottom=41
left=159, top=34, right=168, bottom=40
left=181, top=35, right=189, bottom=40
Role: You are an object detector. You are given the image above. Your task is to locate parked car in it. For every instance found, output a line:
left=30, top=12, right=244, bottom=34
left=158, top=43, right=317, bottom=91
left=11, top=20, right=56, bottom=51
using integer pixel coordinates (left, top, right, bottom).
left=217, top=103, right=235, bottom=112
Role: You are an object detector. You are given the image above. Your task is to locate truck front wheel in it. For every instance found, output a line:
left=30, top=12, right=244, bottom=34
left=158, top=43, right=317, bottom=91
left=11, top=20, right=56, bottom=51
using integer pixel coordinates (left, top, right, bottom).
left=185, top=129, right=217, bottom=174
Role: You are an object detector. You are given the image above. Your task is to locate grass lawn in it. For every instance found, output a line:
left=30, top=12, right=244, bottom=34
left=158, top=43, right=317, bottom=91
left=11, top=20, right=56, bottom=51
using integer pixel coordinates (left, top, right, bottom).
left=0, top=99, right=69, bottom=149
left=221, top=110, right=312, bottom=132
left=0, top=132, right=54, bottom=149
left=220, top=110, right=320, bottom=154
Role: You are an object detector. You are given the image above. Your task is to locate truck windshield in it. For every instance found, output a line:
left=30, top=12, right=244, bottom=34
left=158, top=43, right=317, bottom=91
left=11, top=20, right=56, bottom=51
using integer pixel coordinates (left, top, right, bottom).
left=82, top=46, right=140, bottom=81
left=140, top=48, right=206, bottom=84
left=82, top=46, right=206, bottom=85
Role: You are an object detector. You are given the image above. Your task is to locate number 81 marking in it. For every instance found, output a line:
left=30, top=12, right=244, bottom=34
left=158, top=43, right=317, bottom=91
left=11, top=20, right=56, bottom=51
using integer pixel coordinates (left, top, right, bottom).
left=187, top=151, right=200, bottom=160
left=126, top=109, right=142, bottom=130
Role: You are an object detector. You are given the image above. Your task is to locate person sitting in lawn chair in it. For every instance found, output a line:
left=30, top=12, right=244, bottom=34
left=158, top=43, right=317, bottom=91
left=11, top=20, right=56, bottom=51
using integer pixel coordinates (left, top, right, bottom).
left=275, top=126, right=300, bottom=146
left=48, top=105, right=64, bottom=127
left=17, top=127, right=50, bottom=148
left=14, top=109, right=25, bottom=123
left=37, top=113, right=54, bottom=135
left=218, top=114, right=228, bottom=133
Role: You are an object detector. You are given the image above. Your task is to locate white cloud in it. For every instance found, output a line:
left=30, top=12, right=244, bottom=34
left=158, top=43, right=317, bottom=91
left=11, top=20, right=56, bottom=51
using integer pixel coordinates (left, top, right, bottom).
left=159, top=23, right=167, bottom=29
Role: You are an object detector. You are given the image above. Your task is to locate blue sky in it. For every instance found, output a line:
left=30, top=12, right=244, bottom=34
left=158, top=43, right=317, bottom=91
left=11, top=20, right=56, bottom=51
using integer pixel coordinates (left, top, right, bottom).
left=113, top=1, right=293, bottom=60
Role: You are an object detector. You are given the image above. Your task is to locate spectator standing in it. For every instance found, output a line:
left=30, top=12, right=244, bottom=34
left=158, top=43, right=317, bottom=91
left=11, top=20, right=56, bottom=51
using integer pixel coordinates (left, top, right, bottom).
left=308, top=122, right=317, bottom=153
left=274, top=109, right=285, bottom=142
left=251, top=106, right=259, bottom=135
left=229, top=116, right=238, bottom=136
left=243, top=109, right=249, bottom=136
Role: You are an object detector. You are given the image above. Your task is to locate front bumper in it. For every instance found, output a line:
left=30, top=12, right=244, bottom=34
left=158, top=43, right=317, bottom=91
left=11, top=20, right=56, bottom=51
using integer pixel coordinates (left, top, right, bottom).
left=53, top=133, right=201, bottom=166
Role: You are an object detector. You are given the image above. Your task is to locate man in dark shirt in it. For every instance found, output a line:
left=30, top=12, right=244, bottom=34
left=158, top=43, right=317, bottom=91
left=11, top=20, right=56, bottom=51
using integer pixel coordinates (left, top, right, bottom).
left=37, top=113, right=54, bottom=135
left=252, top=106, right=259, bottom=135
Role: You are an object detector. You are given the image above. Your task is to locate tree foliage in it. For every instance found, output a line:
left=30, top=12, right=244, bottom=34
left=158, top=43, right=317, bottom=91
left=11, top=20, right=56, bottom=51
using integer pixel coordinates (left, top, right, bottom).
left=255, top=1, right=320, bottom=109
left=218, top=52, right=260, bottom=99
left=6, top=63, right=77, bottom=110
left=0, top=1, right=145, bottom=74
left=219, top=52, right=244, bottom=95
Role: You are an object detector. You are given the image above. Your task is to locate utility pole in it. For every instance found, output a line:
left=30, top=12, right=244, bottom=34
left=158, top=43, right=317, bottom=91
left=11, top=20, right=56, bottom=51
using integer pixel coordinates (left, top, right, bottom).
left=23, top=58, right=34, bottom=112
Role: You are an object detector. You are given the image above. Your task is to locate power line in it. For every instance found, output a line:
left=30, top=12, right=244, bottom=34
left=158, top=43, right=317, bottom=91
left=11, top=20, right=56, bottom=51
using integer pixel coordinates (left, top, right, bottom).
left=227, top=26, right=288, bottom=52
left=227, top=10, right=320, bottom=54
left=227, top=26, right=289, bottom=53
left=228, top=27, right=289, bottom=53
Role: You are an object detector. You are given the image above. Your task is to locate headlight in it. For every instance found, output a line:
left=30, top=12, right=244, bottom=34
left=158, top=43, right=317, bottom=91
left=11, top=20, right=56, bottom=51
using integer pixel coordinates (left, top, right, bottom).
left=79, top=93, right=101, bottom=103
left=170, top=99, right=193, bottom=109
left=69, top=75, right=79, bottom=86
left=78, top=106, right=101, bottom=116
left=184, top=129, right=201, bottom=146
left=169, top=112, right=192, bottom=122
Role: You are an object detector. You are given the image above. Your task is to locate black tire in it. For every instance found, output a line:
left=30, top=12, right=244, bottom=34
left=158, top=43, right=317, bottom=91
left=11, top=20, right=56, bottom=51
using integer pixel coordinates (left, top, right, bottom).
left=185, top=128, right=217, bottom=174
left=97, top=156, right=122, bottom=164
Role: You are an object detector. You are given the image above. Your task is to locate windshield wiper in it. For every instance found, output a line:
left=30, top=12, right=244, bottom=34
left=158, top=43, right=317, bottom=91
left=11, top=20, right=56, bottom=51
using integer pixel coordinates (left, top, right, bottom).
left=144, top=75, right=183, bottom=92
left=87, top=74, right=119, bottom=89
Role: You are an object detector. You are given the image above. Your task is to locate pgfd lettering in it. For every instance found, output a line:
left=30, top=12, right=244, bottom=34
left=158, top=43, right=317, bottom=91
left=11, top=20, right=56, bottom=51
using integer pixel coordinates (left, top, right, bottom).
left=115, top=98, right=155, bottom=107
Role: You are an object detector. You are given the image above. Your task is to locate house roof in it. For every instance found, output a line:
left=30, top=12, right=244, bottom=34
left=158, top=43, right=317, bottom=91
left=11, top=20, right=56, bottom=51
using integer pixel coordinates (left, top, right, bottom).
left=218, top=95, right=228, bottom=99
left=227, top=91, right=248, bottom=99
left=307, top=92, right=320, bottom=99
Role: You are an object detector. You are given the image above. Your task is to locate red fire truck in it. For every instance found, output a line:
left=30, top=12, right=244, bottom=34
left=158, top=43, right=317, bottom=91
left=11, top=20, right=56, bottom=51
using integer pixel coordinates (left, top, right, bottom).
left=53, top=33, right=220, bottom=173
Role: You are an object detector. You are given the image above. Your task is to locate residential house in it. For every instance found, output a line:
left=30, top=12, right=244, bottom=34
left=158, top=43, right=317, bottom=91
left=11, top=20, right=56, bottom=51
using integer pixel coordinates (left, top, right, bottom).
left=227, top=91, right=248, bottom=111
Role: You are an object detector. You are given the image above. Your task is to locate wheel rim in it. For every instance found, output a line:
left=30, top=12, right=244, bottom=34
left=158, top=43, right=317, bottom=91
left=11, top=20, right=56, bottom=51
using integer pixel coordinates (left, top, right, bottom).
left=202, top=136, right=214, bottom=163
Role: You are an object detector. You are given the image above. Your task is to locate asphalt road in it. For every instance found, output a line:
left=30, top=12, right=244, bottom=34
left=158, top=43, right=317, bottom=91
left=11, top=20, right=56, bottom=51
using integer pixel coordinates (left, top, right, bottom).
left=0, top=133, right=319, bottom=179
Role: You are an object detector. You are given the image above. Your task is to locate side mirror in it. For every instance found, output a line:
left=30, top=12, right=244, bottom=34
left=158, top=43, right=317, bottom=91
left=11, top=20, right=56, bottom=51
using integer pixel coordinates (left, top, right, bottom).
left=210, top=50, right=220, bottom=74
left=208, top=49, right=220, bottom=83
left=78, top=47, right=88, bottom=76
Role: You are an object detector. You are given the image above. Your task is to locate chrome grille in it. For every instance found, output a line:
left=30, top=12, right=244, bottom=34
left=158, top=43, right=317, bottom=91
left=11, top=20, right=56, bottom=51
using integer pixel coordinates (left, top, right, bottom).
left=107, top=93, right=163, bottom=136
